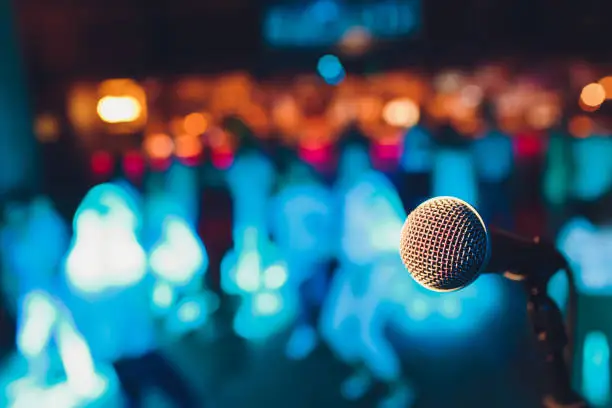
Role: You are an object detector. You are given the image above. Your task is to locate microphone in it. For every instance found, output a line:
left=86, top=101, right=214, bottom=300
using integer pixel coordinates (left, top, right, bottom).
left=399, top=196, right=568, bottom=292
left=399, top=196, right=588, bottom=406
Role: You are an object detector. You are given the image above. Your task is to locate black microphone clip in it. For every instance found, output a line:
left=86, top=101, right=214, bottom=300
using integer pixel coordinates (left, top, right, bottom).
left=485, top=229, right=568, bottom=285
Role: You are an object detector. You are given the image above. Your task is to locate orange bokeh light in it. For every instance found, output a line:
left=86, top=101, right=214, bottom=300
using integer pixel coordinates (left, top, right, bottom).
left=183, top=112, right=208, bottom=136
left=175, top=134, right=202, bottom=158
left=568, top=115, right=593, bottom=138
left=144, top=133, right=174, bottom=160
left=598, top=76, right=612, bottom=99
left=580, top=83, right=606, bottom=108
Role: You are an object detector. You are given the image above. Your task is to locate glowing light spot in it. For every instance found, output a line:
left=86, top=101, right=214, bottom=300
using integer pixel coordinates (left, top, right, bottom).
left=582, top=331, right=610, bottom=406
left=235, top=252, right=263, bottom=292
left=149, top=217, right=207, bottom=286
left=65, top=183, right=147, bottom=294
left=144, top=133, right=174, bottom=160
left=183, top=113, right=208, bottom=136
left=122, top=151, right=145, bottom=179
left=580, top=83, right=606, bottom=109
left=177, top=301, right=201, bottom=323
left=526, top=103, right=559, bottom=130
left=568, top=115, right=593, bottom=139
left=211, top=149, right=234, bottom=169
left=152, top=282, right=174, bottom=308
left=175, top=135, right=202, bottom=159
left=382, top=98, right=420, bottom=128
left=90, top=151, right=113, bottom=176
left=598, top=76, right=612, bottom=99
left=97, top=96, right=142, bottom=124
left=434, top=71, right=463, bottom=93
left=340, top=26, right=372, bottom=56
left=317, top=54, right=345, bottom=85
left=460, top=85, right=483, bottom=107
left=263, top=264, right=288, bottom=289
left=255, top=292, right=282, bottom=316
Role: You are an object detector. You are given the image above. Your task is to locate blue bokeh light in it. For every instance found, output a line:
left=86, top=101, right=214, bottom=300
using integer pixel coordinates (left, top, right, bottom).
left=64, top=183, right=147, bottom=295
left=558, top=216, right=612, bottom=295
left=582, top=331, right=610, bottom=406
left=317, top=54, right=346, bottom=85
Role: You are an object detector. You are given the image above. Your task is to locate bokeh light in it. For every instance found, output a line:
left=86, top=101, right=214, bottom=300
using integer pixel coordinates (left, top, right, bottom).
left=459, top=85, right=484, bottom=108
left=339, top=26, right=372, bottom=56
left=96, top=96, right=142, bottom=124
left=90, top=151, right=113, bottom=177
left=598, top=76, right=612, bottom=99
left=317, top=54, right=345, bottom=85
left=34, top=114, right=60, bottom=143
left=382, top=98, right=420, bottom=128
left=175, top=134, right=203, bottom=159
left=122, top=151, right=145, bottom=180
left=526, top=103, right=560, bottom=130
left=143, top=133, right=174, bottom=160
left=183, top=113, right=208, bottom=136
left=568, top=115, right=593, bottom=138
left=580, top=83, right=606, bottom=109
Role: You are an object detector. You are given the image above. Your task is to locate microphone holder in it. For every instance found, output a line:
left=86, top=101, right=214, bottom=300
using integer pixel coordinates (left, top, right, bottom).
left=524, top=281, right=588, bottom=408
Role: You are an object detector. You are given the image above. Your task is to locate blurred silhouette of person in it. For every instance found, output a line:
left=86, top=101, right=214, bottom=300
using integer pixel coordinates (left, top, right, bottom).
left=569, top=118, right=612, bottom=206
left=63, top=183, right=199, bottom=408
left=513, top=119, right=550, bottom=237
left=543, top=115, right=574, bottom=233
left=336, top=127, right=371, bottom=182
left=471, top=101, right=514, bottom=229
left=322, top=170, right=416, bottom=408
left=431, top=120, right=478, bottom=207
left=1, top=194, right=111, bottom=406
left=555, top=190, right=612, bottom=406
left=399, top=112, right=434, bottom=211
left=146, top=192, right=214, bottom=338
left=0, top=189, right=34, bottom=316
left=270, top=159, right=336, bottom=360
left=222, top=151, right=303, bottom=344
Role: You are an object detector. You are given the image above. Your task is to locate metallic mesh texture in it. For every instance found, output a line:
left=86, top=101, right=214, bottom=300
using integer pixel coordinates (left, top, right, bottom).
left=399, top=197, right=488, bottom=291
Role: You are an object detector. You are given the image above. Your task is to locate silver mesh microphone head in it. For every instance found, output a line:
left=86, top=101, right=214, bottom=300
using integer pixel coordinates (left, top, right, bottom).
left=399, top=196, right=489, bottom=292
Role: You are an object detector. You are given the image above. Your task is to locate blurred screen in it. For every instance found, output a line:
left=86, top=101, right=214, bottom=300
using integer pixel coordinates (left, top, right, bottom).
left=263, top=0, right=421, bottom=47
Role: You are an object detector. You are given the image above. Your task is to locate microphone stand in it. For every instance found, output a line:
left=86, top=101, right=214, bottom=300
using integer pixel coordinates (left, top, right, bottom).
left=523, top=279, right=588, bottom=408
left=494, top=232, right=587, bottom=407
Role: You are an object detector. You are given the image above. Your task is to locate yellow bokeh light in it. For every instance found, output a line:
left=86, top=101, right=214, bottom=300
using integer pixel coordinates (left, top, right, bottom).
left=97, top=96, right=142, bottom=124
left=382, top=98, right=420, bottom=128
left=183, top=113, right=208, bottom=136
left=144, top=133, right=174, bottom=160
left=598, top=76, right=612, bottom=99
left=580, top=83, right=606, bottom=108
left=175, top=134, right=202, bottom=158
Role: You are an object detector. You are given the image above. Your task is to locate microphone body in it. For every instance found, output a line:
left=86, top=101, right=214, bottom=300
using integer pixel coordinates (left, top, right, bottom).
left=486, top=228, right=568, bottom=283
left=399, top=196, right=586, bottom=407
left=399, top=196, right=568, bottom=292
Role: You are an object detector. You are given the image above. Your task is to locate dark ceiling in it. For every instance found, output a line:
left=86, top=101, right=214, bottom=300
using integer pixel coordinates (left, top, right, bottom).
left=12, top=0, right=612, bottom=83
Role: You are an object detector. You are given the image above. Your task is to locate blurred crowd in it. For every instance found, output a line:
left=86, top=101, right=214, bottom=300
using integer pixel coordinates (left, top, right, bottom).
left=2, top=92, right=612, bottom=408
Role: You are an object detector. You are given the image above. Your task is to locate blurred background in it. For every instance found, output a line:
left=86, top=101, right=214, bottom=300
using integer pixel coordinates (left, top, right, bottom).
left=0, top=0, right=611, bottom=407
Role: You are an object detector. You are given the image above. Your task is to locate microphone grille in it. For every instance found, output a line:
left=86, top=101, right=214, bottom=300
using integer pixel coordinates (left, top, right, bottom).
left=399, top=196, right=489, bottom=291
